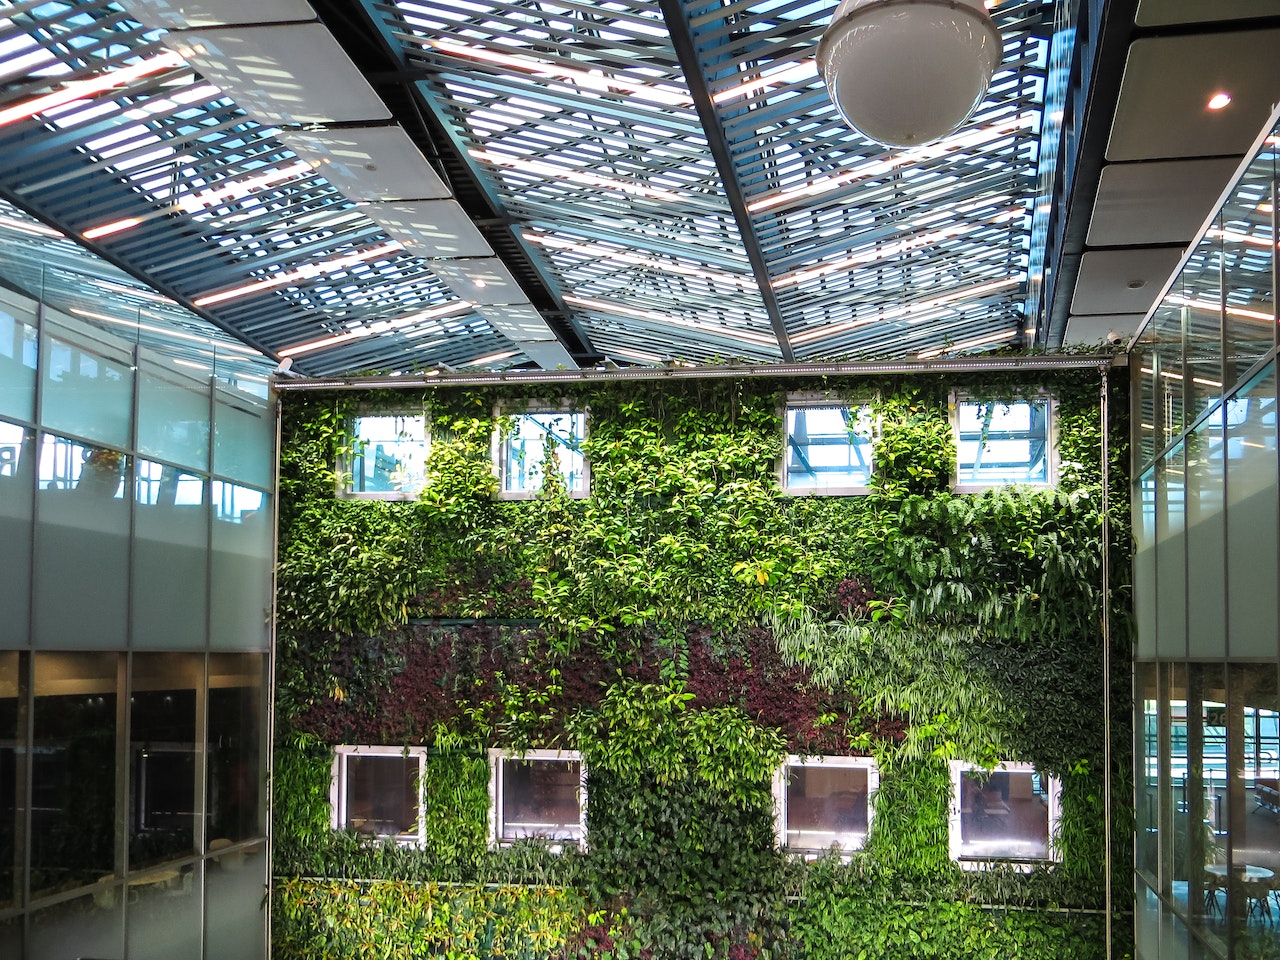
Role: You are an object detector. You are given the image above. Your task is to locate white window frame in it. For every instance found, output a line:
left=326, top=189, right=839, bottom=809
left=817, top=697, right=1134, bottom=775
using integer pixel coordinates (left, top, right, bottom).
left=950, top=392, right=1057, bottom=492
left=340, top=410, right=429, bottom=500
left=487, top=748, right=587, bottom=849
left=772, top=755, right=879, bottom=855
left=780, top=393, right=877, bottom=496
left=493, top=403, right=589, bottom=500
left=330, top=744, right=428, bottom=844
left=948, top=760, right=1061, bottom=868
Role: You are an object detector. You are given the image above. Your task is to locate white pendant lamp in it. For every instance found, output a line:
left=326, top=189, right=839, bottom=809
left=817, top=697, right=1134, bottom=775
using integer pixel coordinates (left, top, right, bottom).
left=818, top=0, right=1002, bottom=148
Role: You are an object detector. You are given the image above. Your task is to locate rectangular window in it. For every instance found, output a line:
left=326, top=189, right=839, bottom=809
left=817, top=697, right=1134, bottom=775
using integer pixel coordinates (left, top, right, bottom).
left=330, top=745, right=427, bottom=843
left=774, top=756, right=877, bottom=853
left=498, top=410, right=587, bottom=498
left=488, top=749, right=585, bottom=846
left=783, top=401, right=874, bottom=494
left=345, top=414, right=428, bottom=498
left=949, top=761, right=1060, bottom=865
left=953, top=396, right=1054, bottom=489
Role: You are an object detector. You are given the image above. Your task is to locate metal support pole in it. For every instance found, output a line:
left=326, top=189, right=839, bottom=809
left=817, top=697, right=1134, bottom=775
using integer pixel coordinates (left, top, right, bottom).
left=1100, top=364, right=1113, bottom=959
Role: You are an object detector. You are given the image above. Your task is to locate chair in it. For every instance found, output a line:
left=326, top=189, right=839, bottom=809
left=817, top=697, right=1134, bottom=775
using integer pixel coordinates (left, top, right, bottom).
left=1245, top=877, right=1272, bottom=921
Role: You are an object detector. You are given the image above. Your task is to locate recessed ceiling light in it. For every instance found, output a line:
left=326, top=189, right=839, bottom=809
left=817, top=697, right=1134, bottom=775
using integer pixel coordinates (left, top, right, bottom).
left=1207, top=92, right=1232, bottom=110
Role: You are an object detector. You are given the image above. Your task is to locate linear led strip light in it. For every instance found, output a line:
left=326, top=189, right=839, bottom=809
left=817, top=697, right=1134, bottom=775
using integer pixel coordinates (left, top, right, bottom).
left=1165, top=294, right=1275, bottom=324
left=0, top=50, right=186, bottom=127
left=789, top=277, right=1019, bottom=346
left=473, top=149, right=690, bottom=206
left=81, top=158, right=324, bottom=240
left=192, top=242, right=403, bottom=308
left=524, top=231, right=754, bottom=289
left=1139, top=367, right=1223, bottom=389
left=748, top=111, right=1037, bottom=215
left=916, top=328, right=1019, bottom=360
left=772, top=210, right=1022, bottom=290
left=564, top=294, right=778, bottom=348
left=425, top=39, right=693, bottom=109
left=277, top=301, right=473, bottom=359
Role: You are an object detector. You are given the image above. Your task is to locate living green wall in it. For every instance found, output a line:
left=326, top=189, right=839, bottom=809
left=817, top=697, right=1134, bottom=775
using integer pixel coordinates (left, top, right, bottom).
left=273, top=370, right=1132, bottom=959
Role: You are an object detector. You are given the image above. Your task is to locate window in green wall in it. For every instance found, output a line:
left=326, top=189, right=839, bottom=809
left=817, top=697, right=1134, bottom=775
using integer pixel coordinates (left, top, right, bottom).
left=488, top=749, right=585, bottom=848
left=497, top=409, right=587, bottom=499
left=345, top=414, right=428, bottom=498
left=953, top=395, right=1054, bottom=489
left=331, top=745, right=427, bottom=844
left=949, top=761, right=1060, bottom=867
left=773, top=755, right=878, bottom=855
left=783, top=399, right=875, bottom=494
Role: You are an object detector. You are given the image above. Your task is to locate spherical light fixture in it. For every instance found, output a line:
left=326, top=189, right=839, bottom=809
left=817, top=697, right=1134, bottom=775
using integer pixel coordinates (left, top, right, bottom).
left=818, top=0, right=1002, bottom=148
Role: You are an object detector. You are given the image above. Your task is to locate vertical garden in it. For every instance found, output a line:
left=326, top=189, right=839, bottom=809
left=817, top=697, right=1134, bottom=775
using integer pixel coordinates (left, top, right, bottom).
left=271, top=368, right=1132, bottom=959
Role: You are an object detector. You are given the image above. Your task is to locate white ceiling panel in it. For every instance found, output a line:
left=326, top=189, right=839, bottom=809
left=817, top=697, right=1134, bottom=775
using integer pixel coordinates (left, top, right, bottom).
left=361, top=200, right=492, bottom=258
left=474, top=303, right=555, bottom=340
left=430, top=259, right=524, bottom=304
left=518, top=339, right=577, bottom=370
left=1071, top=248, right=1186, bottom=315
left=1087, top=157, right=1242, bottom=246
left=1063, top=313, right=1147, bottom=346
left=118, top=0, right=316, bottom=28
left=167, top=24, right=391, bottom=126
left=1136, top=0, right=1280, bottom=26
left=277, top=127, right=450, bottom=202
left=1107, top=30, right=1280, bottom=162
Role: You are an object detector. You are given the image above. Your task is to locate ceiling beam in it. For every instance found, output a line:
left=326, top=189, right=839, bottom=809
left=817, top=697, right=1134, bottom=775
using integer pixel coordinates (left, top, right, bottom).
left=658, top=0, right=796, bottom=362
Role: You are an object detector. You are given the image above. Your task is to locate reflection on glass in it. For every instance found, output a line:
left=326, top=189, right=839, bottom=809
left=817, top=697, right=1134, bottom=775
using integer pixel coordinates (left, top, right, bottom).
left=1171, top=663, right=1229, bottom=942
left=0, top=420, right=32, bottom=647
left=340, top=753, right=420, bottom=839
left=0, top=288, right=37, bottom=423
left=1177, top=223, right=1224, bottom=427
left=207, top=654, right=264, bottom=845
left=1152, top=306, right=1186, bottom=450
left=213, top=390, right=274, bottom=489
left=205, top=843, right=267, bottom=960
left=0, top=652, right=21, bottom=910
left=211, top=482, right=271, bottom=651
left=137, top=359, right=211, bottom=472
left=40, top=326, right=133, bottom=449
left=784, top=405, right=874, bottom=492
left=955, top=399, right=1051, bottom=486
left=500, top=757, right=583, bottom=842
left=1228, top=664, right=1280, bottom=951
left=1156, top=444, right=1187, bottom=659
left=349, top=414, right=427, bottom=496
left=1185, top=409, right=1225, bottom=658
left=1134, top=468, right=1157, bottom=658
left=1137, top=662, right=1159, bottom=886
left=1226, top=364, right=1278, bottom=658
left=126, top=859, right=201, bottom=960
left=502, top=412, right=586, bottom=496
left=783, top=762, right=871, bottom=851
left=31, top=652, right=117, bottom=897
left=133, top=460, right=209, bottom=649
left=1134, top=328, right=1160, bottom=469
left=1220, top=160, right=1275, bottom=378
left=28, top=888, right=123, bottom=960
left=955, top=768, right=1053, bottom=861
left=129, top=654, right=200, bottom=869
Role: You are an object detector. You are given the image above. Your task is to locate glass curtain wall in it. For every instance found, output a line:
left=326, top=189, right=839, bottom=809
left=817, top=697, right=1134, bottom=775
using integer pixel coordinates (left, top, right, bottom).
left=0, top=210, right=276, bottom=960
left=1132, top=111, right=1280, bottom=960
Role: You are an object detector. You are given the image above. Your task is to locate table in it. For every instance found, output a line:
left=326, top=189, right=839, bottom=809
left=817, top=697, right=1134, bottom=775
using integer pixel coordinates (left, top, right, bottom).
left=1205, top=864, right=1275, bottom=919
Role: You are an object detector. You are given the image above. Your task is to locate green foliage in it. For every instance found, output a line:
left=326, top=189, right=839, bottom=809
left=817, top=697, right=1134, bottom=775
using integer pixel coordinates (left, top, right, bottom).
left=871, top=390, right=956, bottom=498
left=273, top=878, right=585, bottom=960
left=570, top=681, right=788, bottom=946
left=273, top=731, right=334, bottom=851
left=423, top=746, right=491, bottom=870
left=273, top=371, right=1132, bottom=959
